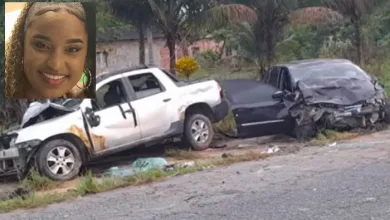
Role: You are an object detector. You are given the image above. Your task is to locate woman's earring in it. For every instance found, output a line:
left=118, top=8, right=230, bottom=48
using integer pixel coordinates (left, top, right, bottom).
left=77, top=69, right=92, bottom=89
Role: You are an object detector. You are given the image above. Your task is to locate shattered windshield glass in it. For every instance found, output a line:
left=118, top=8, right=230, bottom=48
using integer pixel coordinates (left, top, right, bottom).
left=290, top=62, right=371, bottom=81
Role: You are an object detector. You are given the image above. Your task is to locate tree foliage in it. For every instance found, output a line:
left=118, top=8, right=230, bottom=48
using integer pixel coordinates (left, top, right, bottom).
left=147, top=0, right=257, bottom=74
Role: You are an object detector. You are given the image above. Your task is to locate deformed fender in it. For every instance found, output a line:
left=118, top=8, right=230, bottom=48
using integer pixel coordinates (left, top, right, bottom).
left=68, top=125, right=106, bottom=152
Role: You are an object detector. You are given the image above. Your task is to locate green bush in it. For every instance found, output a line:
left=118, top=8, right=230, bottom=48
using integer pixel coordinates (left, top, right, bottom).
left=200, top=50, right=219, bottom=62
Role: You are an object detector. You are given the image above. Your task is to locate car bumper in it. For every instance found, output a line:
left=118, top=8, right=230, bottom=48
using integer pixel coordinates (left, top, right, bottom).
left=0, top=148, right=20, bottom=159
left=212, top=99, right=229, bottom=122
left=324, top=104, right=384, bottom=129
left=0, top=148, right=20, bottom=174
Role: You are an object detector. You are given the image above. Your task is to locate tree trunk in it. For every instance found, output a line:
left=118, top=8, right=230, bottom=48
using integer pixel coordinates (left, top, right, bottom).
left=138, top=23, right=146, bottom=65
left=266, top=29, right=274, bottom=66
left=146, top=26, right=154, bottom=65
left=353, top=19, right=363, bottom=65
left=167, top=34, right=176, bottom=74
left=218, top=41, right=225, bottom=59
left=180, top=39, right=190, bottom=57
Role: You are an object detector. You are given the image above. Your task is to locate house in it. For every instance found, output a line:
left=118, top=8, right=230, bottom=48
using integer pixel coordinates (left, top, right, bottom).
left=96, top=26, right=225, bottom=75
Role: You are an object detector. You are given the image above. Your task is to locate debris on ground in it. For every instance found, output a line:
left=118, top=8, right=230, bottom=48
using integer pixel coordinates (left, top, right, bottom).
left=132, top=157, right=168, bottom=172
left=266, top=146, right=280, bottom=154
left=107, top=167, right=135, bottom=177
left=178, top=161, right=196, bottom=168
left=106, top=157, right=168, bottom=177
left=329, top=142, right=337, bottom=147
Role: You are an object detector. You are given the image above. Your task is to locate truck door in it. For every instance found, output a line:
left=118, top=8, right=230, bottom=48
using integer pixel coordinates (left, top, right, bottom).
left=81, top=76, right=141, bottom=153
left=121, top=71, right=176, bottom=140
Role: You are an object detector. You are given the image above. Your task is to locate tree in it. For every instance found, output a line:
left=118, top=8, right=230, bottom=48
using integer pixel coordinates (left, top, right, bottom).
left=290, top=0, right=381, bottom=65
left=212, top=0, right=344, bottom=77
left=321, top=0, right=377, bottom=65
left=219, top=0, right=300, bottom=75
left=109, top=0, right=155, bottom=65
left=147, top=0, right=257, bottom=74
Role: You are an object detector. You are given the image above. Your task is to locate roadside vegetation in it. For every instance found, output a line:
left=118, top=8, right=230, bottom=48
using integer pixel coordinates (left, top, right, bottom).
left=0, top=150, right=273, bottom=213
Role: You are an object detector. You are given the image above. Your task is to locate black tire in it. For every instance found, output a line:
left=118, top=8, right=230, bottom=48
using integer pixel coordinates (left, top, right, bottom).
left=292, top=120, right=317, bottom=141
left=183, top=114, right=214, bottom=151
left=36, top=139, right=83, bottom=181
left=383, top=103, right=390, bottom=124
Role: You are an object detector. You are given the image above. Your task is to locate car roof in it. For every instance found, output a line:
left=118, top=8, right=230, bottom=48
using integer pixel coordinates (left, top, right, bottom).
left=279, top=58, right=353, bottom=69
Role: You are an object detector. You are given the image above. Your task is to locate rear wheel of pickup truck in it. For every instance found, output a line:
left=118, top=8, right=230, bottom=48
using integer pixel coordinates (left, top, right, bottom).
left=184, top=114, right=214, bottom=151
left=36, top=139, right=82, bottom=181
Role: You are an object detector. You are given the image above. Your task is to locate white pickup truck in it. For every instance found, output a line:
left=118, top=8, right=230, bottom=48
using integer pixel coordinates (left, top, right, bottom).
left=0, top=66, right=229, bottom=181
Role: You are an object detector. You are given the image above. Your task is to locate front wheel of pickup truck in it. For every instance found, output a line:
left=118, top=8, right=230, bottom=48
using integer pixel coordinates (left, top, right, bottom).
left=184, top=114, right=214, bottom=151
left=36, top=139, right=83, bottom=181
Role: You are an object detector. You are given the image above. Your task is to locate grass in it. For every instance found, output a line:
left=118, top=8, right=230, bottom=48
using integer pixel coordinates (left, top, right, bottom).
left=0, top=150, right=272, bottom=213
left=312, top=129, right=360, bottom=146
left=21, top=169, right=60, bottom=191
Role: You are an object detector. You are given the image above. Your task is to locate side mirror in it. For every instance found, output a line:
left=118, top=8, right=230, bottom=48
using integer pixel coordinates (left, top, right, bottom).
left=272, top=90, right=284, bottom=100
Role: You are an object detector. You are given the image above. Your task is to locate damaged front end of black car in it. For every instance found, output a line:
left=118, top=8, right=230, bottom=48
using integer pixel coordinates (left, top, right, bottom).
left=221, top=59, right=390, bottom=140
left=288, top=77, right=390, bottom=132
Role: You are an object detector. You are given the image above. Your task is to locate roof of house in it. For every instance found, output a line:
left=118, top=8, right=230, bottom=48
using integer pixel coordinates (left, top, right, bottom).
left=97, top=26, right=165, bottom=43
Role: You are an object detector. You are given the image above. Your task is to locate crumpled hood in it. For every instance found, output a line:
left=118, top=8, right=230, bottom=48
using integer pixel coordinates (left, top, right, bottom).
left=21, top=101, right=77, bottom=128
left=297, top=77, right=379, bottom=106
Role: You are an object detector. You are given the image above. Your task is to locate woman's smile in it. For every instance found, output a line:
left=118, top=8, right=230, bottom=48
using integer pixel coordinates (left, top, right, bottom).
left=39, top=70, right=70, bottom=87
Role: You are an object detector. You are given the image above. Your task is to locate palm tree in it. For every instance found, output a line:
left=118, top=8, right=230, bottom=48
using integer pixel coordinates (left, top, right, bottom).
left=147, top=0, right=257, bottom=74
left=322, top=0, right=376, bottom=65
left=291, top=0, right=383, bottom=65
left=210, top=0, right=344, bottom=77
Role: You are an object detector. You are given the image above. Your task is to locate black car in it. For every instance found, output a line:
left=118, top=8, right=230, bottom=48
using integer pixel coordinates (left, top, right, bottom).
left=221, top=59, right=390, bottom=139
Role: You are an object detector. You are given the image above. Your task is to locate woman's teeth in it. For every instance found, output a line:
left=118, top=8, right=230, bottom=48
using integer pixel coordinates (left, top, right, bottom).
left=42, top=72, right=66, bottom=80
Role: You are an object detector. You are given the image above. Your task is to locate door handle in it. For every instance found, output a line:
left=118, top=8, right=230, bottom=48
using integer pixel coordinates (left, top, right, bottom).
left=163, top=98, right=171, bottom=102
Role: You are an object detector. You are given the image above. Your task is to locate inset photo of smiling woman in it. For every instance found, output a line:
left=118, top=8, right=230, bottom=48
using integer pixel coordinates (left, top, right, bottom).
left=5, top=2, right=96, bottom=99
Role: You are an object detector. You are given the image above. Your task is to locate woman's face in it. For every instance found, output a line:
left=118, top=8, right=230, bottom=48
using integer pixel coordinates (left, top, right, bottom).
left=23, top=9, right=88, bottom=98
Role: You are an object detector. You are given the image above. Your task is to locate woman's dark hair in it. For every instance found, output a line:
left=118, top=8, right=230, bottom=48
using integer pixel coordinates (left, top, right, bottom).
left=5, top=1, right=96, bottom=99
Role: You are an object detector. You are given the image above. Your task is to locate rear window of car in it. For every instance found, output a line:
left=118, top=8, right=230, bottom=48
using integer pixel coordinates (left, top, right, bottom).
left=290, top=62, right=371, bottom=81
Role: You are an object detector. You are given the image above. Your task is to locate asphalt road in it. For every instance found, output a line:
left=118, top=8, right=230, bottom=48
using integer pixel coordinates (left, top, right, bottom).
left=1, top=137, right=390, bottom=220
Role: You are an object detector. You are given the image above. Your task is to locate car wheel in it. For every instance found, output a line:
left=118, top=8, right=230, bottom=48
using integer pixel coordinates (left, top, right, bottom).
left=36, top=139, right=83, bottom=181
left=293, top=119, right=317, bottom=141
left=184, top=114, right=214, bottom=151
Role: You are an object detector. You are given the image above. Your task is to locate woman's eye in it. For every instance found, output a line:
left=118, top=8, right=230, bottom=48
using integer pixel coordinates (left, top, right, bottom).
left=35, top=42, right=49, bottom=49
left=67, top=47, right=81, bottom=53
